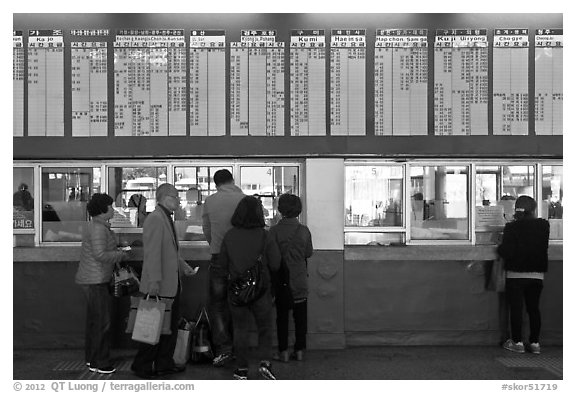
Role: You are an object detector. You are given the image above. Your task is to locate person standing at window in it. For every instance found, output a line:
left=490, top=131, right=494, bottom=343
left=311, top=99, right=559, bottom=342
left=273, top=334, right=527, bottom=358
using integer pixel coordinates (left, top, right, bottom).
left=75, top=193, right=131, bottom=374
left=202, top=169, right=245, bottom=367
left=498, top=196, right=549, bottom=354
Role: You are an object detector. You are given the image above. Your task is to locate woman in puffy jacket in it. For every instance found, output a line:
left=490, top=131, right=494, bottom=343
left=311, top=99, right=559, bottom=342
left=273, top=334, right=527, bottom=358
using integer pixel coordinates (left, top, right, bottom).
left=75, top=193, right=130, bottom=374
left=497, top=195, right=549, bottom=355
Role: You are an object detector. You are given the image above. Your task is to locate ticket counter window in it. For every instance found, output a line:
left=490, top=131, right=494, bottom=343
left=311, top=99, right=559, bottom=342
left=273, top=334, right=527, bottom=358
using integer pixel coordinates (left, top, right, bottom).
left=107, top=166, right=167, bottom=231
left=173, top=166, right=232, bottom=241
left=474, top=165, right=534, bottom=243
left=13, top=168, right=35, bottom=237
left=410, top=166, right=469, bottom=241
left=41, top=167, right=101, bottom=242
left=239, top=166, right=299, bottom=227
left=542, top=165, right=563, bottom=240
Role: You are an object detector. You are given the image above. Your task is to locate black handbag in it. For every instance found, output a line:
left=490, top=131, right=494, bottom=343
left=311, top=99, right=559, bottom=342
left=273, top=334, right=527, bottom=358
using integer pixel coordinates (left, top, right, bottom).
left=112, top=265, right=140, bottom=298
left=228, top=231, right=267, bottom=307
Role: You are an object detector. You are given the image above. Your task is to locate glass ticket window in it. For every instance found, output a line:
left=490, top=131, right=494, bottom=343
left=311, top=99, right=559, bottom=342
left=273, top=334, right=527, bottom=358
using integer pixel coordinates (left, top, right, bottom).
left=239, top=166, right=299, bottom=226
left=410, top=165, right=469, bottom=241
left=107, top=166, right=167, bottom=232
left=41, top=167, right=101, bottom=242
left=542, top=165, right=563, bottom=240
left=173, top=166, right=233, bottom=242
left=475, top=165, right=534, bottom=243
left=13, top=167, right=35, bottom=231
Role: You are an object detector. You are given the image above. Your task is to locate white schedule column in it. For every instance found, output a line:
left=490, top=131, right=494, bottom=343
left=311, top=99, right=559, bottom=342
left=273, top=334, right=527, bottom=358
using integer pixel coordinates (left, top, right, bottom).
left=28, top=30, right=64, bottom=136
left=375, top=29, right=428, bottom=136
left=330, top=29, right=366, bottom=136
left=190, top=30, right=226, bottom=136
left=535, top=29, right=562, bottom=135
left=71, top=29, right=109, bottom=137
left=493, top=29, right=529, bottom=135
left=434, top=30, right=453, bottom=135
left=290, top=29, right=326, bottom=136
left=13, top=31, right=24, bottom=137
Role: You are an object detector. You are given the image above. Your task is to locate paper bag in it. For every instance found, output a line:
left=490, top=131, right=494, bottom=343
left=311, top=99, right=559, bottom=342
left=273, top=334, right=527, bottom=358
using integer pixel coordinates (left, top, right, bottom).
left=126, top=295, right=173, bottom=335
left=131, top=296, right=165, bottom=345
left=173, top=320, right=193, bottom=366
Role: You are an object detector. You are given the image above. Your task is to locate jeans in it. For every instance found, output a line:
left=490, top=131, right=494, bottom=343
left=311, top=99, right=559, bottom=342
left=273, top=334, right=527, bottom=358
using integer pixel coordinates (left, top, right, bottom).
left=276, top=299, right=307, bottom=352
left=131, top=290, right=180, bottom=373
left=208, top=254, right=233, bottom=355
left=506, top=278, right=544, bottom=343
left=81, top=283, right=113, bottom=368
left=229, top=291, right=274, bottom=369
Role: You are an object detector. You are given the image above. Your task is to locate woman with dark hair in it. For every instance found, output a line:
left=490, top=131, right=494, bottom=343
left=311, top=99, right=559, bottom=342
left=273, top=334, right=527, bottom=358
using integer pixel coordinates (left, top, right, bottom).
left=269, top=194, right=313, bottom=362
left=75, top=193, right=131, bottom=374
left=498, top=195, right=549, bottom=354
left=218, top=196, right=281, bottom=380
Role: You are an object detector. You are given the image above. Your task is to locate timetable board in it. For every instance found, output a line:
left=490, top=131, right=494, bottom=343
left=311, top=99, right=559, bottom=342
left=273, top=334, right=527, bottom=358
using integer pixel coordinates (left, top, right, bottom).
left=71, top=30, right=109, bottom=137
left=493, top=29, right=529, bottom=135
left=330, top=29, right=366, bottom=136
left=13, top=31, right=24, bottom=137
left=230, top=30, right=285, bottom=136
left=190, top=30, right=226, bottom=136
left=114, top=29, right=187, bottom=136
left=28, top=29, right=64, bottom=136
left=535, top=29, right=562, bottom=135
left=375, top=29, right=428, bottom=136
left=434, top=29, right=488, bottom=135
left=290, top=30, right=326, bottom=136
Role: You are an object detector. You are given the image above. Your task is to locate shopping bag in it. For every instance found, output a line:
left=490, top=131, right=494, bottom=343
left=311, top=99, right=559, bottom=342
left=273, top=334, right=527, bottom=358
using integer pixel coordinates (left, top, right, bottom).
left=486, top=257, right=506, bottom=292
left=131, top=296, right=165, bottom=345
left=190, top=307, right=214, bottom=363
left=113, top=265, right=140, bottom=298
left=126, top=294, right=173, bottom=336
left=173, top=319, right=193, bottom=366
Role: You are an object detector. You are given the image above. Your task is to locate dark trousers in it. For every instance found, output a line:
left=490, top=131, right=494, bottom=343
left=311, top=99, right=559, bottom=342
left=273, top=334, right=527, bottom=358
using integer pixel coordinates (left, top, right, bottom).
left=81, top=283, right=113, bottom=368
left=131, top=291, right=180, bottom=373
left=276, top=299, right=307, bottom=352
left=506, top=278, right=544, bottom=343
left=208, top=254, right=233, bottom=355
left=229, top=292, right=274, bottom=369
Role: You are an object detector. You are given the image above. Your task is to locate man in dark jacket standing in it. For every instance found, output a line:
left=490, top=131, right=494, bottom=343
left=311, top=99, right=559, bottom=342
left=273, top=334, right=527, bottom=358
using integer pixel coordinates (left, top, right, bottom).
left=497, top=195, right=549, bottom=355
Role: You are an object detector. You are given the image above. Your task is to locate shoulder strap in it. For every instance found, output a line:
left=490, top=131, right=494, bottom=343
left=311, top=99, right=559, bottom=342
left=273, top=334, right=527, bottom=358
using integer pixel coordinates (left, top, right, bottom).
left=276, top=224, right=302, bottom=254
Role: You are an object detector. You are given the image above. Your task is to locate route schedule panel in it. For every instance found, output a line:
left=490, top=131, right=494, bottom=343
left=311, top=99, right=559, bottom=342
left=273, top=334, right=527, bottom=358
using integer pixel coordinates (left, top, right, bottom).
left=434, top=29, right=488, bottom=135
left=330, top=29, right=366, bottom=136
left=230, top=30, right=285, bottom=136
left=493, top=29, right=529, bottom=135
left=375, top=29, right=427, bottom=136
left=535, top=29, right=562, bottom=135
left=13, top=31, right=24, bottom=137
left=290, top=29, right=326, bottom=136
left=190, top=30, right=226, bottom=136
left=71, top=29, right=109, bottom=137
left=114, top=29, right=186, bottom=136
left=27, top=29, right=64, bottom=136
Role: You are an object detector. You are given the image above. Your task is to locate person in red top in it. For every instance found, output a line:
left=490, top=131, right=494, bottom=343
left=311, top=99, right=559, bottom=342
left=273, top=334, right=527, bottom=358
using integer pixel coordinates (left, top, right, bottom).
left=218, top=196, right=281, bottom=380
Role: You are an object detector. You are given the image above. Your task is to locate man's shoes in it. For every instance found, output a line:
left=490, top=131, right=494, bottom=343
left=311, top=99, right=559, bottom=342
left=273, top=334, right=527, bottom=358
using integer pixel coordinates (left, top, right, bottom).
left=529, top=343, right=541, bottom=354
left=88, top=365, right=116, bottom=374
left=272, top=351, right=289, bottom=362
left=503, top=339, right=525, bottom=353
left=131, top=365, right=157, bottom=379
left=233, top=368, right=248, bottom=380
left=290, top=350, right=304, bottom=361
left=156, top=365, right=186, bottom=376
left=258, top=360, right=277, bottom=380
left=212, top=352, right=233, bottom=367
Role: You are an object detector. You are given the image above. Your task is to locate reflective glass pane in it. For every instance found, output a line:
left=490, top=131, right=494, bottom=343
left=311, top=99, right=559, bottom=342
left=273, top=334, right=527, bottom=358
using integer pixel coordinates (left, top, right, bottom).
left=42, top=167, right=101, bottom=242
left=410, top=166, right=469, bottom=240
left=13, top=167, right=35, bottom=230
left=542, top=165, right=563, bottom=240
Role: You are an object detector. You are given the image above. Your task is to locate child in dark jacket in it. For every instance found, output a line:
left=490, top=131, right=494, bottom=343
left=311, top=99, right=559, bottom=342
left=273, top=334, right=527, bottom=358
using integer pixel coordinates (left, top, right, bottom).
left=497, top=195, right=549, bottom=354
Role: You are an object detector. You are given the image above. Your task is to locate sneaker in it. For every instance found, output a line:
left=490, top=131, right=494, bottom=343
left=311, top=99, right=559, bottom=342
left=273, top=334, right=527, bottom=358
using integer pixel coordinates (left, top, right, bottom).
left=503, top=339, right=525, bottom=353
left=290, top=350, right=303, bottom=361
left=233, top=368, right=248, bottom=380
left=529, top=343, right=541, bottom=354
left=272, top=351, right=289, bottom=362
left=258, top=360, right=276, bottom=380
left=89, top=366, right=116, bottom=374
left=213, top=352, right=233, bottom=367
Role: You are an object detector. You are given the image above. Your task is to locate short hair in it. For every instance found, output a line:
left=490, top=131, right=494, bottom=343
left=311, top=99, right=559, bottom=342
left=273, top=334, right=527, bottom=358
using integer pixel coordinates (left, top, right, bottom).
left=514, top=195, right=537, bottom=220
left=213, top=169, right=234, bottom=187
left=231, top=196, right=265, bottom=229
left=277, top=193, right=302, bottom=218
left=87, top=193, right=113, bottom=217
left=156, top=183, right=178, bottom=203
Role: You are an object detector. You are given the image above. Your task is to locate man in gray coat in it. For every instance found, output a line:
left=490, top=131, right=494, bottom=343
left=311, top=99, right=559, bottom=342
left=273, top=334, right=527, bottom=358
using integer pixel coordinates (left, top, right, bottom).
left=202, top=169, right=244, bottom=367
left=131, top=183, right=197, bottom=378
